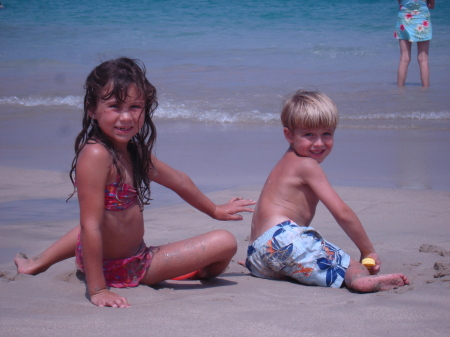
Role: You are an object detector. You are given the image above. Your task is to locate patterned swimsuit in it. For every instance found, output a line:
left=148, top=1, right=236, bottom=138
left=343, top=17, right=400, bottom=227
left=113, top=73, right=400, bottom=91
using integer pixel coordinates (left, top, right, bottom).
left=394, top=0, right=432, bottom=42
left=75, top=176, right=154, bottom=288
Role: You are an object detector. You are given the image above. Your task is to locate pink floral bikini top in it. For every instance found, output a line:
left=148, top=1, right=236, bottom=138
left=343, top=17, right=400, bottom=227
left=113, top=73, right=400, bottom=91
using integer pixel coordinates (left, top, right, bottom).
left=104, top=176, right=137, bottom=211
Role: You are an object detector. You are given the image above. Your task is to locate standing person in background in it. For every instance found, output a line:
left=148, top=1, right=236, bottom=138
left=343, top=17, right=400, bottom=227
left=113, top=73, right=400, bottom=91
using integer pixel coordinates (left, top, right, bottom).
left=394, top=0, right=435, bottom=87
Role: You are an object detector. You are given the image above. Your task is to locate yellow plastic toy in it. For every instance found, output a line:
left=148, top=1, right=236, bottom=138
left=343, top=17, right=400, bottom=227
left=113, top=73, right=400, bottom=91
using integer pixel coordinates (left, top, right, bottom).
left=361, top=257, right=376, bottom=268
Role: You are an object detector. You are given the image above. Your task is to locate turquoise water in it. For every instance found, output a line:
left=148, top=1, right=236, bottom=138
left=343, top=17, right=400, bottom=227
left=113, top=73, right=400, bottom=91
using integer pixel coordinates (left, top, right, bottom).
left=0, top=0, right=449, bottom=195
left=1, top=0, right=449, bottom=126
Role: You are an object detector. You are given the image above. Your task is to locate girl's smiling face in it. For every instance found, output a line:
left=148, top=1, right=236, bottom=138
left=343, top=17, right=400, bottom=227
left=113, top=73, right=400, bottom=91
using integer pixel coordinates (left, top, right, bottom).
left=90, top=84, right=145, bottom=149
left=284, top=127, right=335, bottom=163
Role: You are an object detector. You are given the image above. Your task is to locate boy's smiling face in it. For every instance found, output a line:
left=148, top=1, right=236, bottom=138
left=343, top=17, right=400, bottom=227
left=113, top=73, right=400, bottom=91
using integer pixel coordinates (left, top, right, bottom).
left=283, top=127, right=335, bottom=163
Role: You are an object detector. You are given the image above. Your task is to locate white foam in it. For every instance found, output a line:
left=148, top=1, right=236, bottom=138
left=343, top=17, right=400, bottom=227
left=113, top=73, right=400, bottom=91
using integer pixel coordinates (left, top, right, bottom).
left=2, top=96, right=448, bottom=126
left=0, top=96, right=83, bottom=108
left=343, top=111, right=450, bottom=121
left=155, top=102, right=280, bottom=123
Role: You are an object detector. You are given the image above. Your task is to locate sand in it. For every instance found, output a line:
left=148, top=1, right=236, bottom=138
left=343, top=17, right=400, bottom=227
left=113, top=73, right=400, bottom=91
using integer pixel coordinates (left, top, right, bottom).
left=1, top=163, right=450, bottom=336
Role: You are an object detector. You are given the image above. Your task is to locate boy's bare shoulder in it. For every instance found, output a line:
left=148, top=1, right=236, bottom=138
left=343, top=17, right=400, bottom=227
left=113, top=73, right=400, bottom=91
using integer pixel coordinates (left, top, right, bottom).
left=279, top=150, right=323, bottom=176
left=270, top=151, right=326, bottom=191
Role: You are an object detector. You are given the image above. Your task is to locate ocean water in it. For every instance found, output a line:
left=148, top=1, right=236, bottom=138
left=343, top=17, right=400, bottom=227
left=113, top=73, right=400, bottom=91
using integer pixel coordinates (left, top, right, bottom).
left=1, top=0, right=449, bottom=124
left=1, top=0, right=449, bottom=197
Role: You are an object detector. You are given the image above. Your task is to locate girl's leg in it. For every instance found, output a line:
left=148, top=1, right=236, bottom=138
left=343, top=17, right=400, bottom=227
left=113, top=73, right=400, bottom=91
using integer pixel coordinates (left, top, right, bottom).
left=417, top=40, right=430, bottom=87
left=397, top=39, right=412, bottom=86
left=140, top=229, right=237, bottom=285
left=344, top=258, right=409, bottom=292
left=14, top=225, right=80, bottom=275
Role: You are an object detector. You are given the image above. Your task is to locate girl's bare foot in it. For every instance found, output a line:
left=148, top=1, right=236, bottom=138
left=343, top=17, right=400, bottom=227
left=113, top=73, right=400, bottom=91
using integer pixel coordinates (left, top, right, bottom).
left=350, top=273, right=409, bottom=293
left=14, top=253, right=47, bottom=275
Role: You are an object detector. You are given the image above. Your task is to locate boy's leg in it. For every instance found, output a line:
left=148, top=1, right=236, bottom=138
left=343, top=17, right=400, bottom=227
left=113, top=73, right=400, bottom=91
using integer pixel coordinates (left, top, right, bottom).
left=397, top=39, right=412, bottom=86
left=417, top=40, right=430, bottom=87
left=344, top=258, right=409, bottom=292
left=15, top=225, right=80, bottom=275
left=140, top=229, right=237, bottom=285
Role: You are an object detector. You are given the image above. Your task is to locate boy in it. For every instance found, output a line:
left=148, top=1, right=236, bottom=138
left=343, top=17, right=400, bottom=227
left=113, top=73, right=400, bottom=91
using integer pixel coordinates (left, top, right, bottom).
left=245, top=90, right=409, bottom=292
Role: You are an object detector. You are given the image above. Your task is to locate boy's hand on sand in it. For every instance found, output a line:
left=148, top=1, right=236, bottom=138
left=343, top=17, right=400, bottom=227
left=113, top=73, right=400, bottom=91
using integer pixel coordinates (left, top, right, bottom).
left=214, top=197, right=256, bottom=221
left=361, top=252, right=381, bottom=275
left=90, top=289, right=130, bottom=308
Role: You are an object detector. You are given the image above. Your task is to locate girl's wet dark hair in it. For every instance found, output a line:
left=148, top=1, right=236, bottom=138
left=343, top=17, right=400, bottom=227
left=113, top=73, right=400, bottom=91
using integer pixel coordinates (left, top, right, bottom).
left=68, top=57, right=158, bottom=208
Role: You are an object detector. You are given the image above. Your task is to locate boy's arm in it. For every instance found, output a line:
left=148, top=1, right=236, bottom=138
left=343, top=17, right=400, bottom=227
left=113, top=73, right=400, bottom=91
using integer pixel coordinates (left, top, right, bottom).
left=149, top=155, right=255, bottom=220
left=427, top=0, right=435, bottom=9
left=301, top=159, right=380, bottom=273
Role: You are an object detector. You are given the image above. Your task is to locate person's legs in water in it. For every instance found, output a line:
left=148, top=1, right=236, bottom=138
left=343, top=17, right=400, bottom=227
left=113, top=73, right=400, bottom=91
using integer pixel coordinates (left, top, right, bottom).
left=397, top=39, right=412, bottom=87
left=417, top=40, right=430, bottom=87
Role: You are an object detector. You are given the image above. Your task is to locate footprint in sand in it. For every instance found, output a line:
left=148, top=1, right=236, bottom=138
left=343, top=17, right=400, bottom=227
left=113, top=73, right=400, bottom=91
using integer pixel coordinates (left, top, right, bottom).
left=434, top=262, right=450, bottom=278
left=0, top=270, right=24, bottom=281
left=419, top=243, right=450, bottom=257
left=419, top=243, right=450, bottom=284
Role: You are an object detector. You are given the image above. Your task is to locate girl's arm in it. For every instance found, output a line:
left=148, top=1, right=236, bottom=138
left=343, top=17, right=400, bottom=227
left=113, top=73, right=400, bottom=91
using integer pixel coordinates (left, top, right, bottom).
left=150, top=155, right=255, bottom=220
left=301, top=159, right=380, bottom=273
left=76, top=144, right=129, bottom=307
left=427, top=0, right=435, bottom=9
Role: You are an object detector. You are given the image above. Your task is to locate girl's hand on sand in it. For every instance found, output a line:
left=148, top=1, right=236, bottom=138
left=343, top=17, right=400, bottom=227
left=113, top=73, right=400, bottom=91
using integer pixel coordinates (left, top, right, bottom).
left=90, top=289, right=130, bottom=308
left=213, top=197, right=256, bottom=221
left=361, top=252, right=381, bottom=275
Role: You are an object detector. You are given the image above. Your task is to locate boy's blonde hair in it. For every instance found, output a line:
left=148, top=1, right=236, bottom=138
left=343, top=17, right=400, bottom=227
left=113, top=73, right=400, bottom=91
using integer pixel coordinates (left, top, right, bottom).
left=281, top=90, right=338, bottom=131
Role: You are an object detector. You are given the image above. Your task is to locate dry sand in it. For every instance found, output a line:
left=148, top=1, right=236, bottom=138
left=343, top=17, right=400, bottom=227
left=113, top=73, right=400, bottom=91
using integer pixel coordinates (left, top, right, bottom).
left=1, top=165, right=450, bottom=336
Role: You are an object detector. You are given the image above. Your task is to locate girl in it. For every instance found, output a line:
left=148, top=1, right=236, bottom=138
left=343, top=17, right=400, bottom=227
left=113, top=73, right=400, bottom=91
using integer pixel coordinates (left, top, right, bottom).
left=394, top=0, right=435, bottom=87
left=15, top=57, right=255, bottom=308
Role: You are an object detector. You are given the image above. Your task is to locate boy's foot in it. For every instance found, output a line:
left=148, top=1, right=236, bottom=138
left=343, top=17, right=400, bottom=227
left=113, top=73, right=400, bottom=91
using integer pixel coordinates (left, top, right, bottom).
left=351, top=273, right=410, bottom=292
left=14, top=253, right=45, bottom=275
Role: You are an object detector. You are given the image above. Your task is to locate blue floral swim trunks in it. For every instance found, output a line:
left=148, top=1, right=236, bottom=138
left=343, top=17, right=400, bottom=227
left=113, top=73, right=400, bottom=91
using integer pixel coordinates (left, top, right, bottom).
left=245, top=220, right=350, bottom=288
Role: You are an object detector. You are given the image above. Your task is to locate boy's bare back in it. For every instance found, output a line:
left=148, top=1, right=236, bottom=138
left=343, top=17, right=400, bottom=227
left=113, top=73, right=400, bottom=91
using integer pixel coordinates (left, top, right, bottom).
left=250, top=148, right=322, bottom=243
